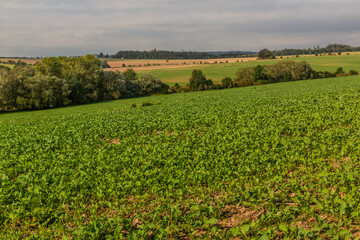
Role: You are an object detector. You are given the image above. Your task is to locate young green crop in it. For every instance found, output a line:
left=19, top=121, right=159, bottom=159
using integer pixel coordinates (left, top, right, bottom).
left=1, top=76, right=360, bottom=239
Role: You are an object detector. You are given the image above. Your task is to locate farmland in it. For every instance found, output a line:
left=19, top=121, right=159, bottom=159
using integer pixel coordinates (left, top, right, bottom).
left=135, top=54, right=360, bottom=85
left=2, top=53, right=360, bottom=86
left=2, top=75, right=360, bottom=239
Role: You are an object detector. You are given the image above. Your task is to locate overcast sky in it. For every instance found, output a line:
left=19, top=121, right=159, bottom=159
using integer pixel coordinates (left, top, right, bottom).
left=1, top=0, right=360, bottom=57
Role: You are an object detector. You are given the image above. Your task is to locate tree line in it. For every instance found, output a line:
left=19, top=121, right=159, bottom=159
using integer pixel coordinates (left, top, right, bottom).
left=170, top=61, right=359, bottom=93
left=272, top=44, right=360, bottom=56
left=0, top=55, right=169, bottom=111
left=99, top=49, right=256, bottom=60
left=1, top=56, right=358, bottom=112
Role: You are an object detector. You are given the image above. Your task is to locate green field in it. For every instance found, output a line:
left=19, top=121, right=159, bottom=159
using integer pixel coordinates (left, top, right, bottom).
left=138, top=54, right=360, bottom=85
left=2, top=76, right=360, bottom=238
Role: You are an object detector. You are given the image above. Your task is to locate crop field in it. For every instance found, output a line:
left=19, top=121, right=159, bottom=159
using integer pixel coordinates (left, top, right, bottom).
left=136, top=54, right=360, bottom=85
left=2, top=75, right=360, bottom=239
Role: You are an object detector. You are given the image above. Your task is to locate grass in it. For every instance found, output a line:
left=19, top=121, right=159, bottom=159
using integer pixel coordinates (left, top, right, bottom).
left=137, top=54, right=360, bottom=85
left=2, top=76, right=360, bottom=238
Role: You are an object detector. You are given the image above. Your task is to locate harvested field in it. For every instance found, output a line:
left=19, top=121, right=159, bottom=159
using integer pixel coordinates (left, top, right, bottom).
left=107, top=57, right=257, bottom=71
left=0, top=58, right=40, bottom=64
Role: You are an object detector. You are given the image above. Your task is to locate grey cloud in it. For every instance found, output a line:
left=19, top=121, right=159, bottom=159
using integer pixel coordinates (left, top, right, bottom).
left=1, top=0, right=360, bottom=56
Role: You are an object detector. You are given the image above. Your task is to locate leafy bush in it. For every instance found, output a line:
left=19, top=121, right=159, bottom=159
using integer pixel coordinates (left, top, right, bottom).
left=0, top=67, right=70, bottom=110
left=136, top=74, right=169, bottom=95
left=234, top=61, right=317, bottom=87
left=221, top=77, right=232, bottom=88
left=336, top=67, right=345, bottom=75
left=141, top=101, right=154, bottom=107
left=349, top=70, right=359, bottom=75
left=123, top=68, right=138, bottom=81
left=99, top=71, right=139, bottom=100
left=189, top=70, right=213, bottom=91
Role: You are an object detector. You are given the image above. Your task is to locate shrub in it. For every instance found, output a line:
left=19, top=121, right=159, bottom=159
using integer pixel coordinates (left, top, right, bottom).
left=349, top=70, right=359, bottom=75
left=221, top=77, right=232, bottom=88
left=99, top=71, right=139, bottom=100
left=234, top=61, right=316, bottom=86
left=141, top=101, right=154, bottom=107
left=336, top=67, right=345, bottom=75
left=189, top=70, right=213, bottom=91
left=123, top=68, right=138, bottom=81
left=136, top=74, right=169, bottom=95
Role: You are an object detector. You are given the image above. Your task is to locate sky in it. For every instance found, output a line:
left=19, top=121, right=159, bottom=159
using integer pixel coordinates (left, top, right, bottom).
left=1, top=0, right=360, bottom=57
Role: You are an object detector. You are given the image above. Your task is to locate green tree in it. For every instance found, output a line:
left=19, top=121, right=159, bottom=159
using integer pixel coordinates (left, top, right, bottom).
left=123, top=68, right=138, bottom=81
left=189, top=70, right=213, bottom=91
left=258, top=49, right=274, bottom=59
left=254, top=65, right=266, bottom=82
left=336, top=67, right=345, bottom=75
left=136, top=74, right=169, bottom=95
left=221, top=77, right=232, bottom=88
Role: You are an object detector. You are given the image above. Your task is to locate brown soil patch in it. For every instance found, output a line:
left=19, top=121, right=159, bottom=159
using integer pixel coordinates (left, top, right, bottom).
left=102, top=138, right=120, bottom=144
left=219, top=206, right=264, bottom=229
left=325, top=157, right=354, bottom=169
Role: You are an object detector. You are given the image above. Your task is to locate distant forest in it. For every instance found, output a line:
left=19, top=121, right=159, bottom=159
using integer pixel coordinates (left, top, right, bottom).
left=98, top=50, right=257, bottom=59
left=272, top=44, right=360, bottom=56
left=96, top=44, right=360, bottom=59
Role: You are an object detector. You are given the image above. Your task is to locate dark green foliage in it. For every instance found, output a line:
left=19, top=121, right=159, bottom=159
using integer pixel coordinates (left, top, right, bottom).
left=136, top=74, right=170, bottom=95
left=170, top=84, right=190, bottom=93
left=189, top=70, right=213, bottom=91
left=253, top=65, right=266, bottom=82
left=0, top=56, right=169, bottom=111
left=258, top=49, right=274, bottom=59
left=233, top=67, right=256, bottom=87
left=317, top=71, right=338, bottom=78
left=99, top=71, right=139, bottom=100
left=15, top=75, right=71, bottom=110
left=221, top=77, right=232, bottom=88
left=349, top=70, right=359, bottom=75
left=113, top=49, right=256, bottom=59
left=141, top=101, right=154, bottom=107
left=234, top=61, right=316, bottom=86
left=336, top=67, right=345, bottom=75
left=272, top=43, right=360, bottom=56
left=123, top=68, right=138, bottom=81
